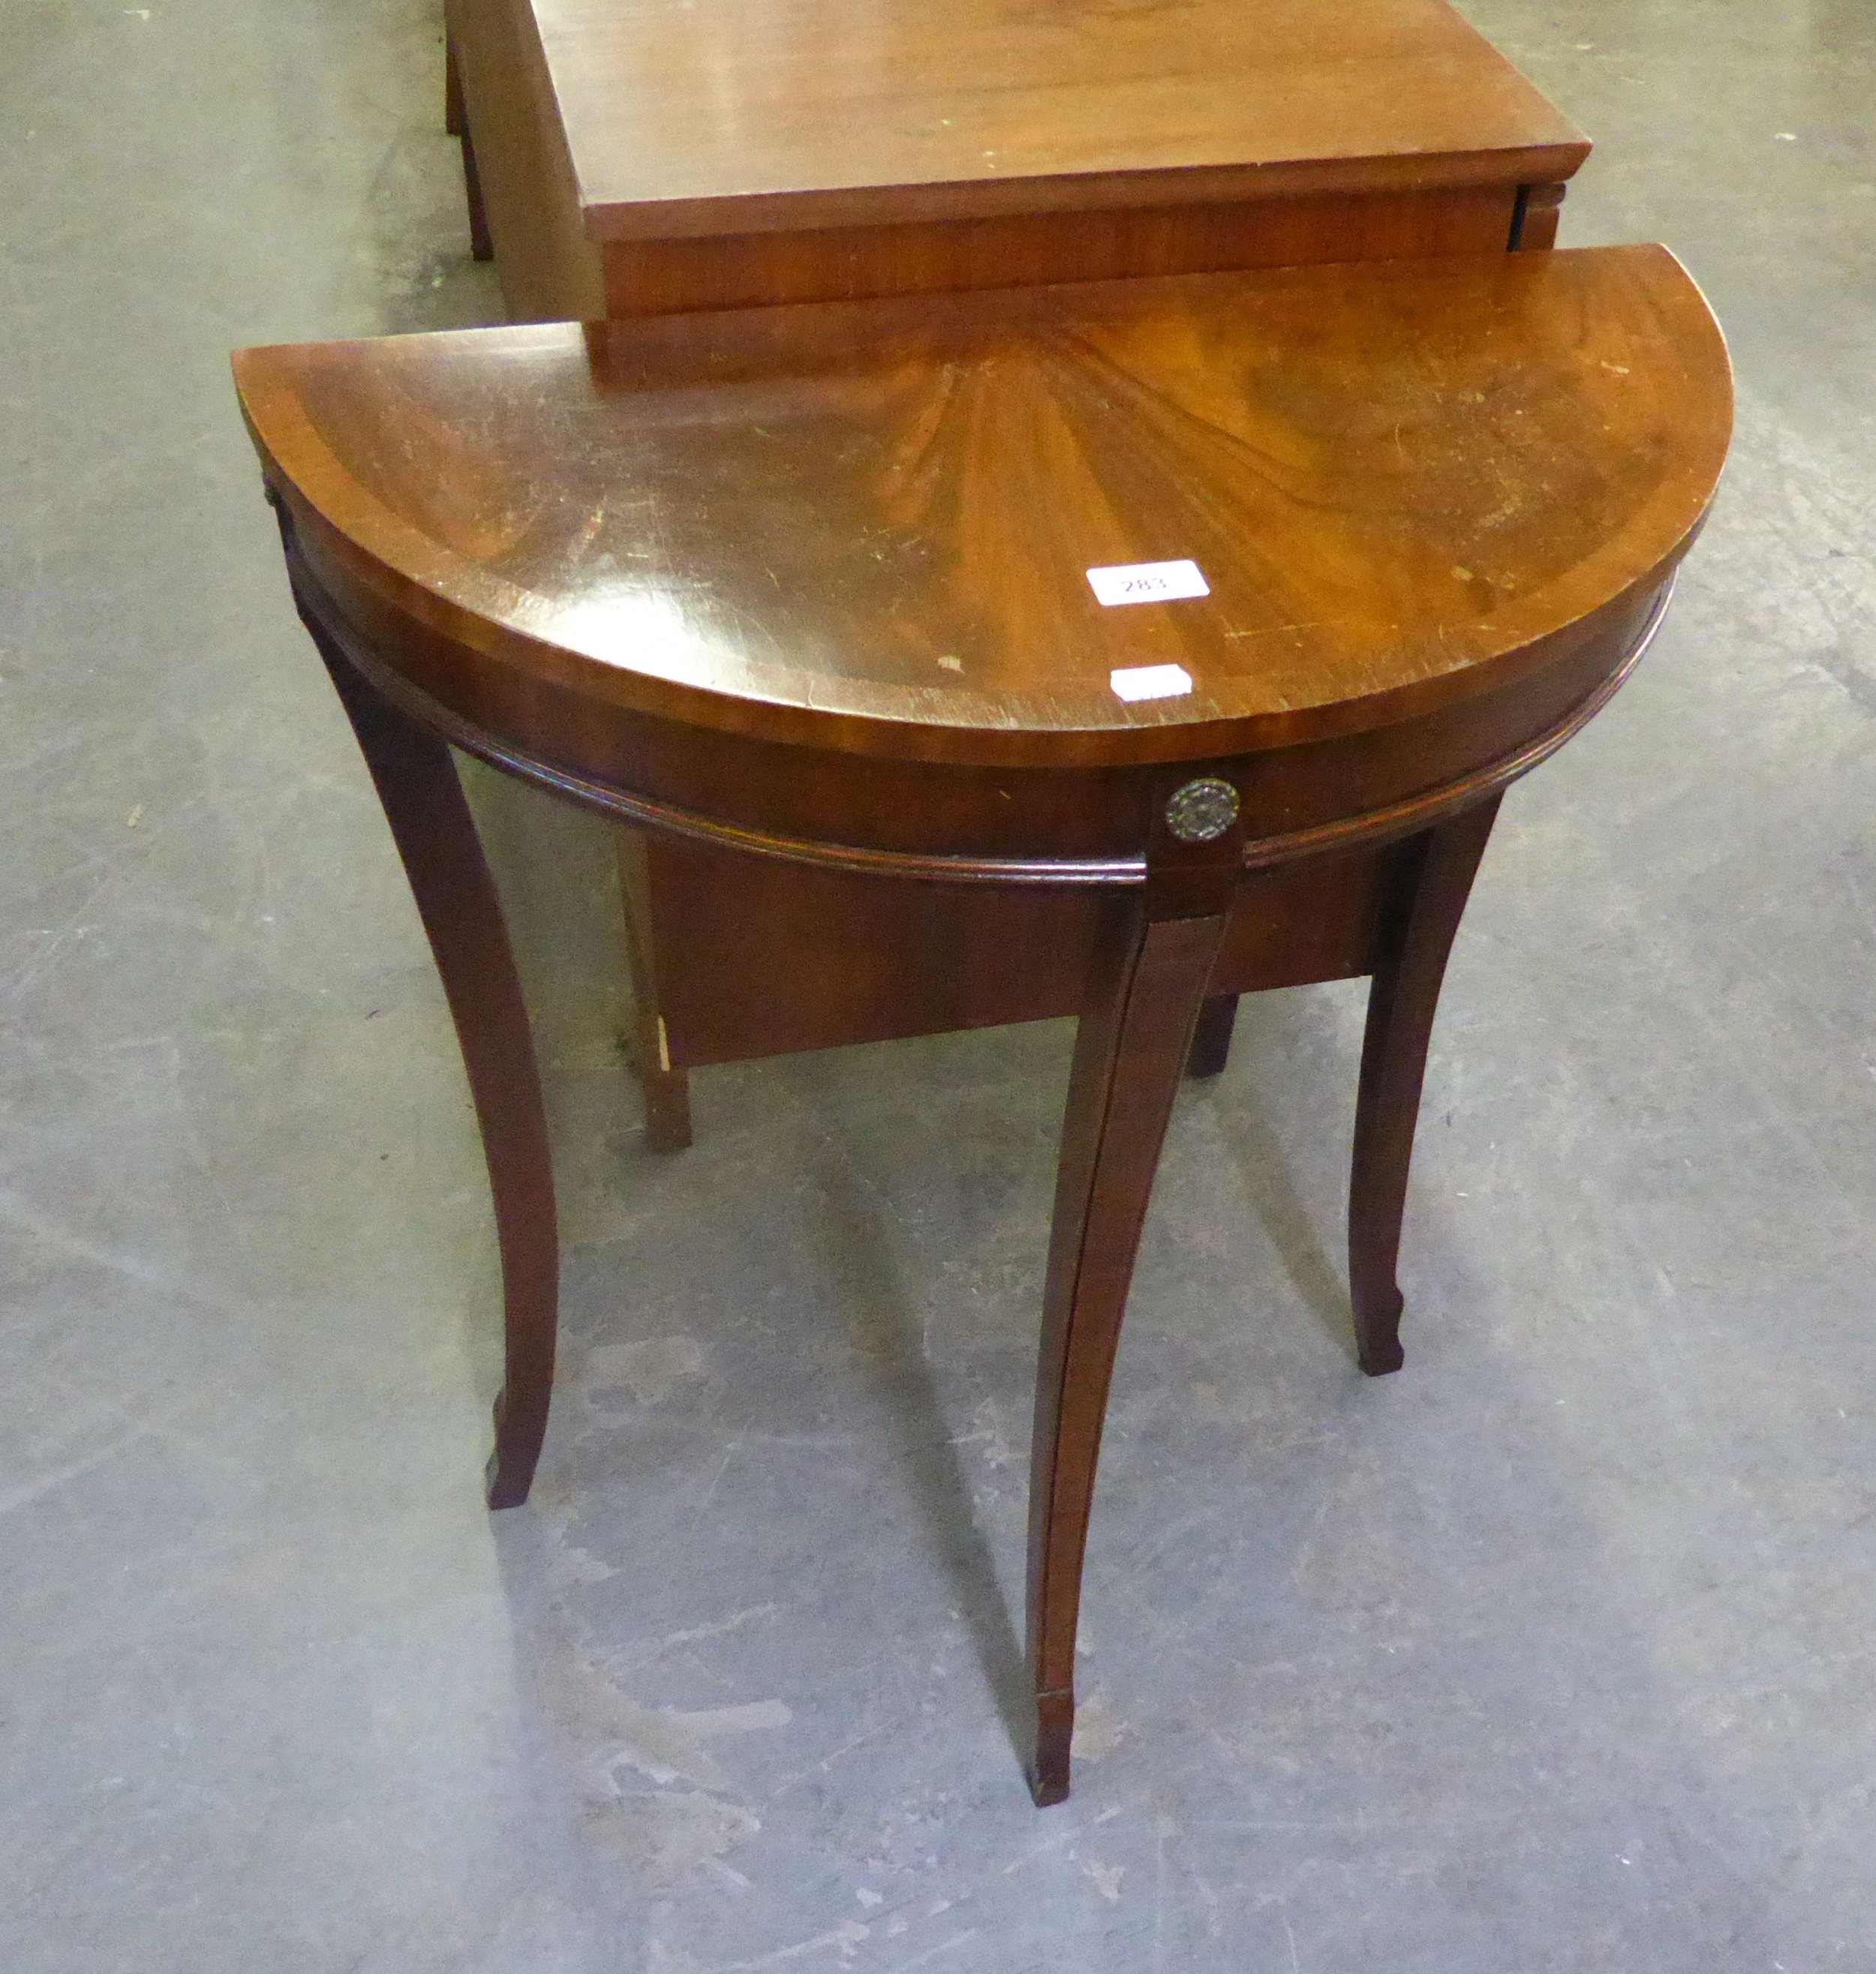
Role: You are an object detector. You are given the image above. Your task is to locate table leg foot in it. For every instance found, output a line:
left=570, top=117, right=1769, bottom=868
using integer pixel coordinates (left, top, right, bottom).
left=486, top=1387, right=547, bottom=1510
left=640, top=1064, right=694, bottom=1152
left=1354, top=1287, right=1406, bottom=1376
left=1186, top=993, right=1239, bottom=1078
left=1347, top=796, right=1501, bottom=1373
left=1029, top=1690, right=1075, bottom=1807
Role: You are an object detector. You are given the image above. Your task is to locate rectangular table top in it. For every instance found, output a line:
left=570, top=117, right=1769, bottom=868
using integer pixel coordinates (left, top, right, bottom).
left=528, top=0, right=1588, bottom=242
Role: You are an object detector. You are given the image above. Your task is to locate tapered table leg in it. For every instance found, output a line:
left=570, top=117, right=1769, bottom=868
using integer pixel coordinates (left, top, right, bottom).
left=1026, top=819, right=1238, bottom=1805
left=1348, top=795, right=1502, bottom=1376
left=287, top=563, right=560, bottom=1510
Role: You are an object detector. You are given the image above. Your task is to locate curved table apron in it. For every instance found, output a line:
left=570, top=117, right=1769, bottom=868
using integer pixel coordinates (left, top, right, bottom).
left=236, top=245, right=1732, bottom=1804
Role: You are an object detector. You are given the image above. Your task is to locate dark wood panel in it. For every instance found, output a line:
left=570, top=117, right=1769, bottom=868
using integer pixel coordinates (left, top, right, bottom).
left=600, top=186, right=1523, bottom=315
left=1209, top=849, right=1397, bottom=995
left=648, top=847, right=1105, bottom=1064
left=646, top=835, right=1402, bottom=1068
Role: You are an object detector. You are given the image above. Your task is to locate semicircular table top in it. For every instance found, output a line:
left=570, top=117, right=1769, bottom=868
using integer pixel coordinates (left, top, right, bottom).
left=236, top=245, right=1731, bottom=769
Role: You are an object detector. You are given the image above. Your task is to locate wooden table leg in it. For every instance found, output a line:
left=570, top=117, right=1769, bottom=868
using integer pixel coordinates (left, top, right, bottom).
left=444, top=0, right=490, bottom=258
left=444, top=29, right=464, bottom=137
left=1186, top=993, right=1240, bottom=1078
left=613, top=832, right=694, bottom=1152
left=287, top=564, right=560, bottom=1510
left=1026, top=816, right=1239, bottom=1804
left=1347, top=795, right=1502, bottom=1376
left=460, top=117, right=494, bottom=263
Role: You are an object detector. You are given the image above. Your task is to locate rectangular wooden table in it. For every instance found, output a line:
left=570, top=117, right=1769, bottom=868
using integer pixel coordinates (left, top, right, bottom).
left=443, top=0, right=1589, bottom=1141
left=446, top=0, right=1586, bottom=321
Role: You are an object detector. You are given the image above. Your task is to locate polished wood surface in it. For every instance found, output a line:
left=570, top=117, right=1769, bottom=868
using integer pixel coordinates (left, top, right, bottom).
left=437, top=0, right=1598, bottom=1155
left=514, top=0, right=1583, bottom=239
left=446, top=0, right=1586, bottom=319
left=236, top=250, right=1725, bottom=771
left=236, top=245, right=1729, bottom=1802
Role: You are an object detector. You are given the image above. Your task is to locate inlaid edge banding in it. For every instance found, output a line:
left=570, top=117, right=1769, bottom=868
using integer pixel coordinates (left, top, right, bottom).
left=290, top=537, right=1671, bottom=889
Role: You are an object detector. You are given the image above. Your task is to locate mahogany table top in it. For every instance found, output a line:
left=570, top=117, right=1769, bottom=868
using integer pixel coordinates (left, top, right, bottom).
left=524, top=0, right=1589, bottom=241
left=235, top=247, right=1727, bottom=771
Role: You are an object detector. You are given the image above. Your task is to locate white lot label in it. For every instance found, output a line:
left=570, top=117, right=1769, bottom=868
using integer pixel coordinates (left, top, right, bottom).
left=1087, top=559, right=1210, bottom=607
left=1110, top=663, right=1194, bottom=702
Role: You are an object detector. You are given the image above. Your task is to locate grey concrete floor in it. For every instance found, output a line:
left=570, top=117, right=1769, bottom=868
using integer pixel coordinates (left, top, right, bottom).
left=3, top=1, right=1874, bottom=1968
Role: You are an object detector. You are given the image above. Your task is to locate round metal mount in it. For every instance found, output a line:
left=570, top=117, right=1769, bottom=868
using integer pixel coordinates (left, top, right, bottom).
left=1165, top=777, right=1240, bottom=844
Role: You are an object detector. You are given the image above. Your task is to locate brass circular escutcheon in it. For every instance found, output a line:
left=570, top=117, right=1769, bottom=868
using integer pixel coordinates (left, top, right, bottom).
left=1165, top=777, right=1240, bottom=843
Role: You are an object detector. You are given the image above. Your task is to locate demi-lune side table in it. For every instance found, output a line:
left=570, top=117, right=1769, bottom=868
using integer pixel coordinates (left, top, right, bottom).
left=234, top=245, right=1730, bottom=1802
left=443, top=0, right=1593, bottom=1151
